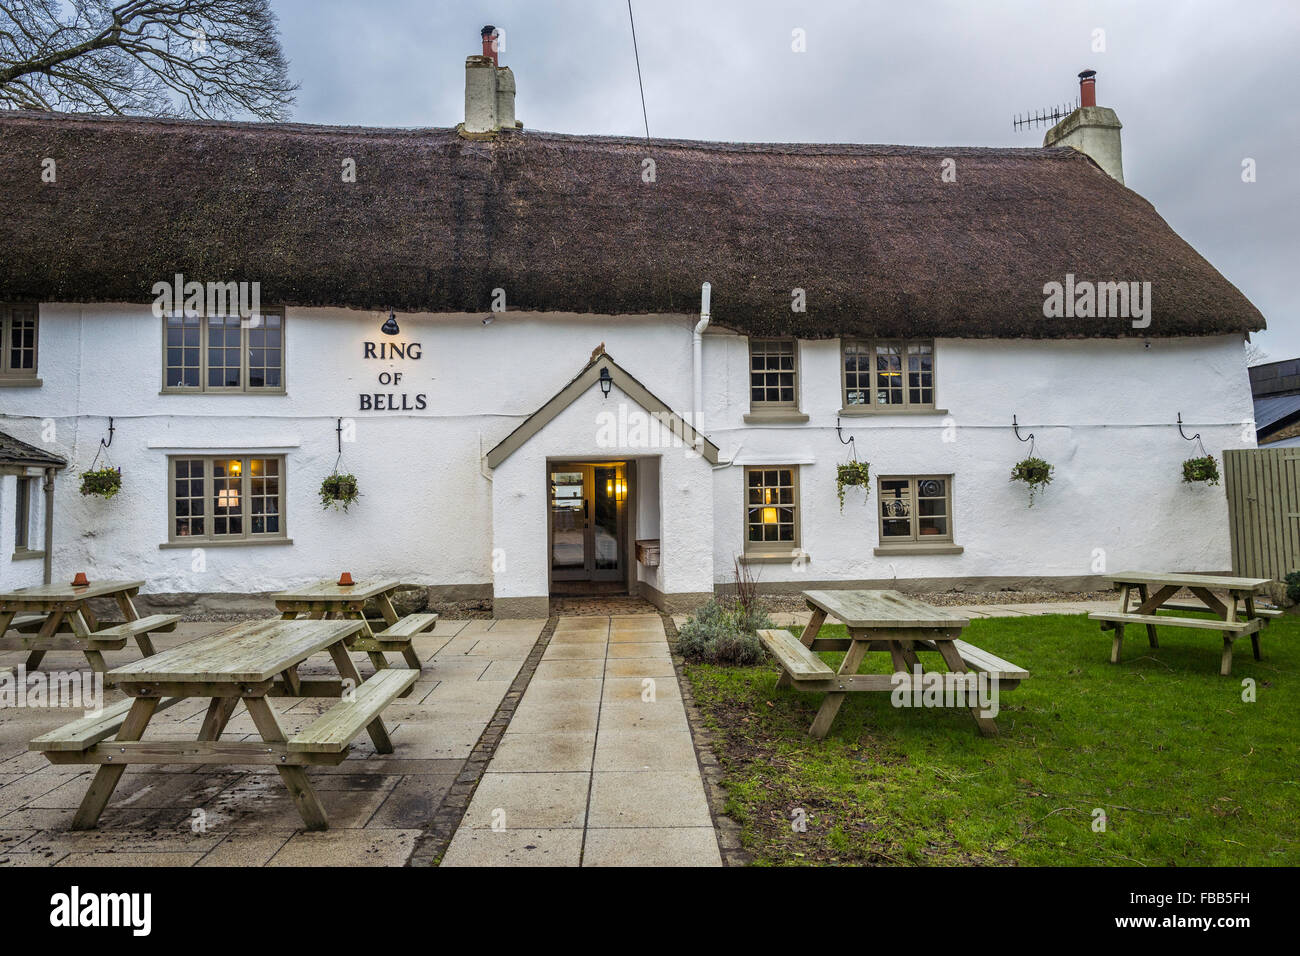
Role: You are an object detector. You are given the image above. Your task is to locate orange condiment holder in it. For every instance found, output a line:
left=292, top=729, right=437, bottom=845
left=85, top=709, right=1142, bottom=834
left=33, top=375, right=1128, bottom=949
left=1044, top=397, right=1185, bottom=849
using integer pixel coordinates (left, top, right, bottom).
left=70, top=572, right=90, bottom=588
left=337, top=572, right=355, bottom=587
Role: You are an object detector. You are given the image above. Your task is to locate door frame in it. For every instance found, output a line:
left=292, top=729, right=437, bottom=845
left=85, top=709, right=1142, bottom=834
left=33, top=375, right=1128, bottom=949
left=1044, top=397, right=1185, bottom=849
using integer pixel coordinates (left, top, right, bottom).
left=547, top=458, right=637, bottom=595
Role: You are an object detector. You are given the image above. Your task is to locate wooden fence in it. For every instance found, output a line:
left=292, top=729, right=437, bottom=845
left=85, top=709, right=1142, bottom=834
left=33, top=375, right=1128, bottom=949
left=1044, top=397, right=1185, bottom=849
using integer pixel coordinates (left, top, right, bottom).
left=1224, top=447, right=1300, bottom=599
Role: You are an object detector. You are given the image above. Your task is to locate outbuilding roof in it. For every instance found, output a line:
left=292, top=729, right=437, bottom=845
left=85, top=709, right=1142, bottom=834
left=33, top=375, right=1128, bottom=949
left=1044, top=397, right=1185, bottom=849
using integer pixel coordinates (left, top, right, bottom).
left=0, top=430, right=65, bottom=470
left=0, top=109, right=1266, bottom=339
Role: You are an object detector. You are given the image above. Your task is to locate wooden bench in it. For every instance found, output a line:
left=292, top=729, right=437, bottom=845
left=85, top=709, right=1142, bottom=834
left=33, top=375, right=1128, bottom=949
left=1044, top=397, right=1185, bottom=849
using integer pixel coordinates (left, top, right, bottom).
left=757, top=629, right=835, bottom=682
left=5, top=614, right=46, bottom=633
left=1147, top=601, right=1281, bottom=620
left=951, top=639, right=1029, bottom=688
left=1089, top=610, right=1263, bottom=675
left=30, top=696, right=183, bottom=753
left=93, top=613, right=181, bottom=641
left=288, top=668, right=418, bottom=754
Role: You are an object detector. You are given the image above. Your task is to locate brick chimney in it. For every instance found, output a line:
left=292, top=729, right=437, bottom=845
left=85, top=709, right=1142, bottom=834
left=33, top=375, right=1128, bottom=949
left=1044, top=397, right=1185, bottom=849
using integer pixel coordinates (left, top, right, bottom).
left=463, top=25, right=519, bottom=135
left=1043, top=69, right=1124, bottom=184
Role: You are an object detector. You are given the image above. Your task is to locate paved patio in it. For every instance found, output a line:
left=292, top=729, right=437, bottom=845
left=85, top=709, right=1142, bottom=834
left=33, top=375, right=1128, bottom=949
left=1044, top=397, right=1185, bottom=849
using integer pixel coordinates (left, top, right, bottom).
left=0, top=618, right=542, bottom=866
left=441, top=614, right=721, bottom=866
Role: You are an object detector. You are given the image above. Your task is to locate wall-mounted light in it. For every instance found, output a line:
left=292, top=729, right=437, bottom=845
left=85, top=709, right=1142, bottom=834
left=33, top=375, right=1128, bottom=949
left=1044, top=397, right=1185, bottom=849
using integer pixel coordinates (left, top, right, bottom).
left=598, top=366, right=613, bottom=398
left=605, top=476, right=628, bottom=502
left=381, top=310, right=400, bottom=335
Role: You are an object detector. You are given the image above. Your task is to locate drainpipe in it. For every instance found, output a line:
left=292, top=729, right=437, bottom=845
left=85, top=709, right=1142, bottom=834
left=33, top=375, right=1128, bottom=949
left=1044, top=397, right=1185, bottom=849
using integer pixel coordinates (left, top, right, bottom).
left=693, top=282, right=711, bottom=435
left=41, top=467, right=55, bottom=586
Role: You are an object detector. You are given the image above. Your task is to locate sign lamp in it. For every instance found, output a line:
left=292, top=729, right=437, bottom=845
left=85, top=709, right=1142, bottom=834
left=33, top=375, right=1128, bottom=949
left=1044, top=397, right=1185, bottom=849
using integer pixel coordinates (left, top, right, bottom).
left=381, top=310, right=400, bottom=336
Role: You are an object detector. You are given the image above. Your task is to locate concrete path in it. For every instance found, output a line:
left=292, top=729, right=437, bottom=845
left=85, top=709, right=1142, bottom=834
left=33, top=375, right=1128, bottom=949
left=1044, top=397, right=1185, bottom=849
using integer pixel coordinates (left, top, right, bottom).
left=441, top=614, right=721, bottom=867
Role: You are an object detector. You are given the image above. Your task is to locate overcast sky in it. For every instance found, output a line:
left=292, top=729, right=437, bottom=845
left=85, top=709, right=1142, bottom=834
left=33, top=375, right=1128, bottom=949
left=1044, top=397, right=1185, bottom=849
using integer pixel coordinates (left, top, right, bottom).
left=275, top=0, right=1299, bottom=361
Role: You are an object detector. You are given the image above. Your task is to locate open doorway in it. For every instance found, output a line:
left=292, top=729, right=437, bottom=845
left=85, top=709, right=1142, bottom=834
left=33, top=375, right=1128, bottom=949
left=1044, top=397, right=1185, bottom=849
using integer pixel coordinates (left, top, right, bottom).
left=548, top=460, right=631, bottom=595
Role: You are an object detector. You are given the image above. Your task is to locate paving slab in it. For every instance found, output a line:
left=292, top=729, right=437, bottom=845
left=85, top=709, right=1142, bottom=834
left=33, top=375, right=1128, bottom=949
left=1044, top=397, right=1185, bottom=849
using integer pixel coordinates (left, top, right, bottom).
left=441, top=827, right=584, bottom=867
left=583, top=827, right=723, bottom=867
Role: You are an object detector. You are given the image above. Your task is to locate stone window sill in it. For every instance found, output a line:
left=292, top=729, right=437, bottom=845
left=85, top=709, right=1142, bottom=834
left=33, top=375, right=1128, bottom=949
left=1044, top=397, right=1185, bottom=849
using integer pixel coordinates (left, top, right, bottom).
left=874, top=543, right=963, bottom=556
left=160, top=537, right=293, bottom=550
left=743, top=410, right=810, bottom=424
left=740, top=551, right=809, bottom=564
left=11, top=548, right=45, bottom=561
left=0, top=377, right=41, bottom=388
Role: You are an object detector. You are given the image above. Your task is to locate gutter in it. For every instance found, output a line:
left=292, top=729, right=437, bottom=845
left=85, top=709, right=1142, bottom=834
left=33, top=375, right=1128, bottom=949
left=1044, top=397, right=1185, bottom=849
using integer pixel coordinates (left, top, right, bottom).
left=693, top=281, right=711, bottom=434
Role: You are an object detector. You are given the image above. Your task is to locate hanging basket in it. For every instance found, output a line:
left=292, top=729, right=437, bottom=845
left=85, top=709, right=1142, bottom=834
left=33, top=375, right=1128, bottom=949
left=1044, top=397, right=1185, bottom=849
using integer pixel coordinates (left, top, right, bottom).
left=319, top=473, right=360, bottom=512
left=1010, top=456, right=1053, bottom=507
left=1181, top=454, right=1220, bottom=486
left=835, top=461, right=871, bottom=512
left=79, top=467, right=122, bottom=500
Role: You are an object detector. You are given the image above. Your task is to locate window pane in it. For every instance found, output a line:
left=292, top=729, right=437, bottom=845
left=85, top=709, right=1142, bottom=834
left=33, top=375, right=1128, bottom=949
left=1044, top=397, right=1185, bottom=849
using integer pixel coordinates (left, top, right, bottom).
left=248, top=458, right=281, bottom=534
left=746, top=467, right=797, bottom=549
left=875, top=344, right=904, bottom=405
left=165, top=315, right=201, bottom=388
left=843, top=340, right=870, bottom=406
left=880, top=479, right=913, bottom=538
left=247, top=314, right=282, bottom=389
left=207, top=316, right=242, bottom=388
left=750, top=339, right=797, bottom=407
left=908, top=343, right=934, bottom=405
left=173, top=458, right=206, bottom=537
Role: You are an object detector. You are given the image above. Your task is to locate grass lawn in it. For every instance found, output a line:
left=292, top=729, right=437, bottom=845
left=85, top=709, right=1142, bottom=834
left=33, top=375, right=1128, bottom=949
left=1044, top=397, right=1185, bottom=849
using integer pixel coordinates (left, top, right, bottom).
left=684, top=612, right=1300, bottom=866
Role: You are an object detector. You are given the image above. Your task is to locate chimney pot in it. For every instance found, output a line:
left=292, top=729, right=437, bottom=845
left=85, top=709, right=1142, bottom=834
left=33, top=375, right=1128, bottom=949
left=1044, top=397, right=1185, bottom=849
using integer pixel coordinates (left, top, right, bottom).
left=1078, top=69, right=1097, bottom=108
left=481, top=25, right=498, bottom=66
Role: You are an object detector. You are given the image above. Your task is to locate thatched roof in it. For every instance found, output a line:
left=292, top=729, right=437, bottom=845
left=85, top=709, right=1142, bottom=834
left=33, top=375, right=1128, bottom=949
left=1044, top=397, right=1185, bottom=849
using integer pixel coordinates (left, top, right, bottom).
left=0, top=109, right=1264, bottom=338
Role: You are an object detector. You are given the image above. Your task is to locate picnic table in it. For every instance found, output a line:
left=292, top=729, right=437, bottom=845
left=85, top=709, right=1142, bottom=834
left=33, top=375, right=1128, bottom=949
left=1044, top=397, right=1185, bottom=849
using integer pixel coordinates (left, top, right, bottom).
left=29, top=618, right=416, bottom=831
left=758, top=589, right=1027, bottom=738
left=1087, top=571, right=1278, bottom=675
left=0, top=579, right=179, bottom=674
left=272, top=579, right=434, bottom=673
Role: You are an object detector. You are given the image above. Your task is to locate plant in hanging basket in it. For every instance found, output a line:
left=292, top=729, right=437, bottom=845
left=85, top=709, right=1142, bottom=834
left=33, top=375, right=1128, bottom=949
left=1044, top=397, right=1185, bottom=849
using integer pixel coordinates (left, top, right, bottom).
left=835, top=461, right=872, bottom=511
left=1181, top=454, right=1221, bottom=486
left=79, top=467, right=122, bottom=500
left=319, top=473, right=360, bottom=512
left=1010, top=456, right=1054, bottom=507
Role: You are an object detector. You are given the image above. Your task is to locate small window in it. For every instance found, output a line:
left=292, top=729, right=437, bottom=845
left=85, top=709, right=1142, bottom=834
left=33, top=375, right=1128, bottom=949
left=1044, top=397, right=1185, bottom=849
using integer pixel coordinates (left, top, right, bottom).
left=163, top=309, right=284, bottom=393
left=749, top=339, right=798, bottom=408
left=168, top=455, right=286, bottom=543
left=878, top=476, right=953, bottom=543
left=843, top=339, right=934, bottom=409
left=13, top=476, right=34, bottom=551
left=1, top=304, right=38, bottom=381
left=745, top=466, right=799, bottom=552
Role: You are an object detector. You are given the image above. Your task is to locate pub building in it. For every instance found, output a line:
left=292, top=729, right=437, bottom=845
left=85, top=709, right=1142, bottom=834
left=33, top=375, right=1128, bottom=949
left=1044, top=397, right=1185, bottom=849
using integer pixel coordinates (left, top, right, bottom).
left=0, top=34, right=1264, bottom=616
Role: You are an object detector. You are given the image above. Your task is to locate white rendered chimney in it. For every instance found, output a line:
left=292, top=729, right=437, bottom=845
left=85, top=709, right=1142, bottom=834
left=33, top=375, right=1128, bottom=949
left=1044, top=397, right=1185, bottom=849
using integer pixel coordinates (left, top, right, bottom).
left=463, top=25, right=518, bottom=135
left=1043, top=69, right=1124, bottom=184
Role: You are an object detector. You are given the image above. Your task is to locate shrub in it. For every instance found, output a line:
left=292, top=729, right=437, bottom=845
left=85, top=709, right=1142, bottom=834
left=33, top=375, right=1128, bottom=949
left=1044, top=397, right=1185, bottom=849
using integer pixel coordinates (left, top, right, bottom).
left=1182, top=455, right=1221, bottom=486
left=1285, top=571, right=1300, bottom=606
left=79, top=467, right=122, bottom=499
left=1010, top=456, right=1054, bottom=507
left=677, top=599, right=771, bottom=665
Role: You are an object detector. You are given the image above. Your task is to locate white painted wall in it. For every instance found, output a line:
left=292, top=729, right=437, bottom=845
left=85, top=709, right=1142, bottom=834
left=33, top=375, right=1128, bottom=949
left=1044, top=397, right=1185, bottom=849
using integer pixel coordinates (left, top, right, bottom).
left=0, top=474, right=45, bottom=590
left=0, top=303, right=1253, bottom=603
left=703, top=332, right=1254, bottom=585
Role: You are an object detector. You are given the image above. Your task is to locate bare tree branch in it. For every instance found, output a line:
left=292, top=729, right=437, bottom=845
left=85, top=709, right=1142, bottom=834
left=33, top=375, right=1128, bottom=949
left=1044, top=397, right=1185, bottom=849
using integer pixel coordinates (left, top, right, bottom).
left=0, top=0, right=297, bottom=120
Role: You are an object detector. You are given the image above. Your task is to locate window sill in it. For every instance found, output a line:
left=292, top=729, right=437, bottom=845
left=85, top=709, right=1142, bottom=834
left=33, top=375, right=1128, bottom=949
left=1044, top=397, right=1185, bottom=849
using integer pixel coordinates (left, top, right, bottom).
left=839, top=406, right=948, bottom=417
left=740, top=551, right=809, bottom=564
left=160, top=537, right=293, bottom=550
left=0, top=378, right=41, bottom=388
left=874, top=543, right=964, bottom=556
left=11, top=549, right=45, bottom=561
left=743, top=410, right=810, bottom=424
